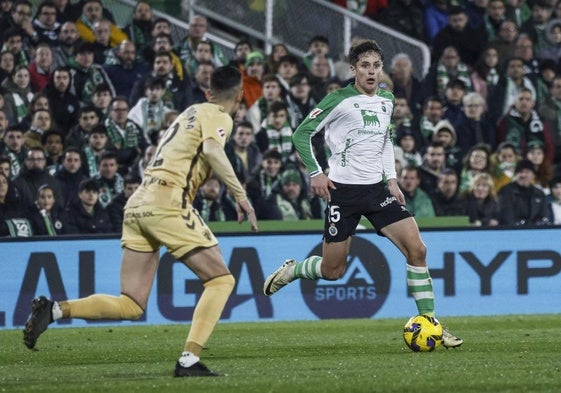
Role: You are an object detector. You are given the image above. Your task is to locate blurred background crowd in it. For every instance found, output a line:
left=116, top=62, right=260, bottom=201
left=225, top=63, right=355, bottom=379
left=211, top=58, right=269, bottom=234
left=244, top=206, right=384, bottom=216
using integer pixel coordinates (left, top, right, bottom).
left=1, top=0, right=561, bottom=238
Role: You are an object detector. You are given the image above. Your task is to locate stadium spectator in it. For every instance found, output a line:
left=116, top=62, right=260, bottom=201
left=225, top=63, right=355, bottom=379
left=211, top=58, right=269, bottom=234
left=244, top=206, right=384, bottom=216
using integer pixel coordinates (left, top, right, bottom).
left=81, top=124, right=110, bottom=177
left=418, top=141, right=447, bottom=194
left=188, top=60, right=214, bottom=105
left=537, top=75, right=561, bottom=163
left=459, top=143, right=493, bottom=193
left=13, top=146, right=63, bottom=210
left=246, top=73, right=283, bottom=134
left=91, top=19, right=113, bottom=65
left=103, top=97, right=146, bottom=174
left=400, top=165, right=436, bottom=217
left=378, top=0, right=427, bottom=43
left=430, top=168, right=466, bottom=216
left=32, top=0, right=60, bottom=46
left=431, top=6, right=486, bottom=67
left=488, top=56, right=537, bottom=125
left=106, top=173, right=141, bottom=232
left=92, top=150, right=123, bottom=208
left=255, top=101, right=294, bottom=161
left=455, top=92, right=496, bottom=156
left=0, top=50, right=15, bottom=85
left=52, top=21, right=81, bottom=68
left=0, top=1, right=37, bottom=52
left=389, top=52, right=426, bottom=120
left=63, top=177, right=112, bottom=234
left=490, top=141, right=520, bottom=192
left=547, top=176, right=561, bottom=224
left=490, top=19, right=519, bottom=68
left=0, top=125, right=26, bottom=178
left=418, top=95, right=445, bottom=150
left=150, top=33, right=185, bottom=81
left=464, top=172, right=500, bottom=226
left=433, top=119, right=463, bottom=174
left=261, top=168, right=316, bottom=220
left=227, top=121, right=262, bottom=182
left=130, top=52, right=191, bottom=110
left=302, top=35, right=335, bottom=77
left=3, top=65, right=33, bottom=125
left=265, top=43, right=288, bottom=75
left=91, top=82, right=113, bottom=119
left=470, top=45, right=501, bottom=101
left=286, top=72, right=317, bottom=130
left=536, top=18, right=561, bottom=66
left=65, top=105, right=100, bottom=150
left=0, top=0, right=13, bottom=20
left=23, top=109, right=52, bottom=149
left=242, top=51, right=265, bottom=108
left=228, top=39, right=252, bottom=72
left=28, top=43, right=54, bottom=93
left=52, top=0, right=82, bottom=24
left=186, top=40, right=214, bottom=77
left=496, top=87, right=554, bottom=163
left=122, top=1, right=153, bottom=53
left=54, top=146, right=87, bottom=208
left=481, top=0, right=508, bottom=42
left=424, top=45, right=473, bottom=102
left=498, top=158, right=550, bottom=225
left=0, top=171, right=26, bottom=237
left=128, top=76, right=171, bottom=142
left=525, top=140, right=553, bottom=194
left=103, top=40, right=148, bottom=99
left=246, top=148, right=283, bottom=219
left=128, top=143, right=155, bottom=179
left=424, top=0, right=451, bottom=44
left=42, top=129, right=64, bottom=173
left=75, top=0, right=127, bottom=48
left=25, top=183, right=65, bottom=236
left=520, top=0, right=553, bottom=54
left=513, top=34, right=541, bottom=80
left=192, top=175, right=238, bottom=222
left=177, top=14, right=228, bottom=67
left=442, top=78, right=468, bottom=131
left=68, top=41, right=115, bottom=105
left=275, top=54, right=300, bottom=94
left=2, top=28, right=29, bottom=67
left=397, top=126, right=423, bottom=168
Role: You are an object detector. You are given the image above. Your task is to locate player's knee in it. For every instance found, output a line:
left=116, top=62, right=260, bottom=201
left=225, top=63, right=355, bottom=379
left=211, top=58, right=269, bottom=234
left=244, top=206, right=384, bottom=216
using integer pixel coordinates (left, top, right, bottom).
left=322, top=265, right=346, bottom=281
left=205, top=274, right=236, bottom=294
left=408, top=243, right=427, bottom=265
left=119, top=294, right=144, bottom=320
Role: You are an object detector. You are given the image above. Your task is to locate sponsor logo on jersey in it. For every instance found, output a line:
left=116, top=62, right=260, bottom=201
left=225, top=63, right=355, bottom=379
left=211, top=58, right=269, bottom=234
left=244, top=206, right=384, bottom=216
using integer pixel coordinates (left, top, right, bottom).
left=217, top=128, right=226, bottom=139
left=301, top=237, right=390, bottom=319
left=309, top=108, right=323, bottom=119
left=361, top=109, right=380, bottom=127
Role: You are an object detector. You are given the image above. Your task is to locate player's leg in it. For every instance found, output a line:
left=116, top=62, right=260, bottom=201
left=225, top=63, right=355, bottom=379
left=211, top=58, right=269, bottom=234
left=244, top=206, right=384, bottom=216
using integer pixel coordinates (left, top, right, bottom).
left=381, top=217, right=463, bottom=348
left=23, top=249, right=158, bottom=349
left=174, top=245, right=235, bottom=377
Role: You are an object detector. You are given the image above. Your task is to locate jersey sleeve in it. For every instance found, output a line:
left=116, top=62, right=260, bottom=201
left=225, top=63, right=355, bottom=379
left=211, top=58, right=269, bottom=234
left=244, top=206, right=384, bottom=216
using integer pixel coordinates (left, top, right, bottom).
left=201, top=106, right=233, bottom=147
left=292, top=94, right=338, bottom=177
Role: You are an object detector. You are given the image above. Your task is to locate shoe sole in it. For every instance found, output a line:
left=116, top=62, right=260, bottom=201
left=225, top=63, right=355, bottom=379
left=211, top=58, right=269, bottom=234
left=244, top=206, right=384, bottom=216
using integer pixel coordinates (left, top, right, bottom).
left=23, top=297, right=50, bottom=349
left=263, top=269, right=283, bottom=296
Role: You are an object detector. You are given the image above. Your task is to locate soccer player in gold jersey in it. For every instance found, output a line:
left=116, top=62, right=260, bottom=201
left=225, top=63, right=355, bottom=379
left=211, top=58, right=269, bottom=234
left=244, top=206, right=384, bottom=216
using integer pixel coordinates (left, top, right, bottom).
left=24, top=66, right=258, bottom=377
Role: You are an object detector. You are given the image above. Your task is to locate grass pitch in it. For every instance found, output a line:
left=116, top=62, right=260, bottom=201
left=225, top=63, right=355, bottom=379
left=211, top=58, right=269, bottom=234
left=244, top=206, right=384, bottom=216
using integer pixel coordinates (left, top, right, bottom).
left=1, top=315, right=560, bottom=393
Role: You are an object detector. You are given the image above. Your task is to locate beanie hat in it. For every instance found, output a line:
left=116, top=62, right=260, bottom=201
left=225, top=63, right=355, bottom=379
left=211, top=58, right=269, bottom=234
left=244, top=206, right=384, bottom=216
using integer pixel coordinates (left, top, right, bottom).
left=281, top=169, right=302, bottom=186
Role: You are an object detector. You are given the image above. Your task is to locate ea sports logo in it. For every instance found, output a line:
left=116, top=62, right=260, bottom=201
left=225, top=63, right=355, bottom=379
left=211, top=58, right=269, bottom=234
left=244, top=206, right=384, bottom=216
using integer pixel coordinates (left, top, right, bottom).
left=301, top=237, right=390, bottom=319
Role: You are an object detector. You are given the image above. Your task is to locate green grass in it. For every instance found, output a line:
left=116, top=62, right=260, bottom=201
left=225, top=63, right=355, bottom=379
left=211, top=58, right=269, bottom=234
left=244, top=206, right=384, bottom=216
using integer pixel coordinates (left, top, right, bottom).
left=1, top=315, right=560, bottom=393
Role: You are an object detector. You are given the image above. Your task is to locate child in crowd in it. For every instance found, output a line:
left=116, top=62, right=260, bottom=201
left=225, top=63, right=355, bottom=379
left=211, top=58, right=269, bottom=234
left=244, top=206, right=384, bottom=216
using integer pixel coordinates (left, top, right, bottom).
left=128, top=76, right=171, bottom=142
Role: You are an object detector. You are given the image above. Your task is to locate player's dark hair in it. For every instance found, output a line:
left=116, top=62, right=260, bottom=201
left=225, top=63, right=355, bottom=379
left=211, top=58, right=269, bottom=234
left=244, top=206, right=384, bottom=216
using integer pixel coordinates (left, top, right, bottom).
left=210, top=66, right=242, bottom=96
left=348, top=40, right=383, bottom=67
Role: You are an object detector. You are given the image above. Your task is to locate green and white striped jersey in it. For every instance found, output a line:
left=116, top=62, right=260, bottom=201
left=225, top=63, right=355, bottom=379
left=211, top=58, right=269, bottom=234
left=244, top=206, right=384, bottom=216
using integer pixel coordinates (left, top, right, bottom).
left=292, top=84, right=397, bottom=184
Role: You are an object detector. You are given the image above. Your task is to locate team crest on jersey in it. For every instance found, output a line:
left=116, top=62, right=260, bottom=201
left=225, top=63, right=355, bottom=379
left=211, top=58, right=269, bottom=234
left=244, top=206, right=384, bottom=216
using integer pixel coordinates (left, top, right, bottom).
left=216, top=128, right=226, bottom=139
left=328, top=224, right=338, bottom=236
left=361, top=109, right=380, bottom=127
left=309, top=108, right=323, bottom=119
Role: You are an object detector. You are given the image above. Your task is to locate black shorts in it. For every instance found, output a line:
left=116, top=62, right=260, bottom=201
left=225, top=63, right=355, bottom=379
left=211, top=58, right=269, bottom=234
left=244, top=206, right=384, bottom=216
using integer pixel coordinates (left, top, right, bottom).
left=323, top=181, right=412, bottom=243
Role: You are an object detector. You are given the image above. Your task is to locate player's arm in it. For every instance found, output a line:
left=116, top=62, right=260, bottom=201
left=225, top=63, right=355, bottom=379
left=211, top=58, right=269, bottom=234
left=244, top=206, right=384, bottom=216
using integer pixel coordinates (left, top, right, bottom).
left=202, top=138, right=258, bottom=231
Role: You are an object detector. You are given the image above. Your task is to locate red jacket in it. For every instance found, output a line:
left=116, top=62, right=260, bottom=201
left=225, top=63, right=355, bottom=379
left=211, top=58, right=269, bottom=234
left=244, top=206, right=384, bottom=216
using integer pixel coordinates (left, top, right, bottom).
left=28, top=62, right=51, bottom=93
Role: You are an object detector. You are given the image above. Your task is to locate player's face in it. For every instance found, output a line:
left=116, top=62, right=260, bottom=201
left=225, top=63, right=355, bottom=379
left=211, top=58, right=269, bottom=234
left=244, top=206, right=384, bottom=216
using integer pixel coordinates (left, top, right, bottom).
left=37, top=188, right=55, bottom=211
left=351, top=51, right=383, bottom=96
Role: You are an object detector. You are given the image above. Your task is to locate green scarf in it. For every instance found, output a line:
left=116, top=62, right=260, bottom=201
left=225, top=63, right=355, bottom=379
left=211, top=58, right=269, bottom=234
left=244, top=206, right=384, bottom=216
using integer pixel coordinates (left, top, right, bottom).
left=435, top=61, right=472, bottom=100
left=265, top=122, right=293, bottom=161
left=83, top=146, right=99, bottom=176
left=104, top=118, right=141, bottom=149
left=40, top=208, right=56, bottom=236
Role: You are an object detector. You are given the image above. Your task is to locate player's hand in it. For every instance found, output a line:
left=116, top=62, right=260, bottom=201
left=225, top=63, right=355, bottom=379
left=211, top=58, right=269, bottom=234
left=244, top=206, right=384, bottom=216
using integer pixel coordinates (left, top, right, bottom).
left=387, top=179, right=405, bottom=205
left=237, top=199, right=258, bottom=232
left=311, top=173, right=336, bottom=202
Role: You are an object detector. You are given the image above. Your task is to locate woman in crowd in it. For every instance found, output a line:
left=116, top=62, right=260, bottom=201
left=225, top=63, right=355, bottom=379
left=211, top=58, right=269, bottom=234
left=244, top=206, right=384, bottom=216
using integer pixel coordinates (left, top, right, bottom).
left=464, top=172, right=500, bottom=227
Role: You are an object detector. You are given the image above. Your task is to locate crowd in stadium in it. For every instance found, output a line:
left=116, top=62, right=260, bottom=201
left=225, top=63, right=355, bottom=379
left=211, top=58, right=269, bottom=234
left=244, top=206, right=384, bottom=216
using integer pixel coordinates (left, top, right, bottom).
left=0, top=0, right=561, bottom=237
